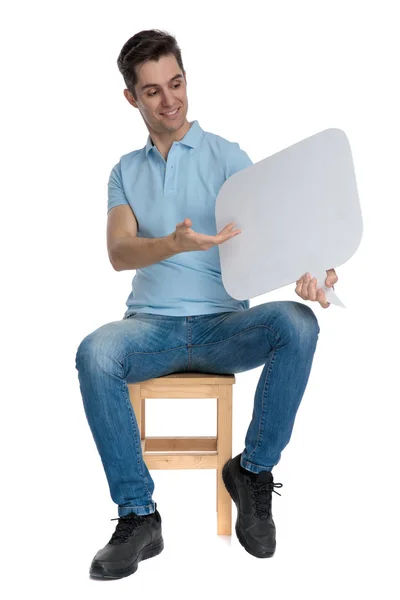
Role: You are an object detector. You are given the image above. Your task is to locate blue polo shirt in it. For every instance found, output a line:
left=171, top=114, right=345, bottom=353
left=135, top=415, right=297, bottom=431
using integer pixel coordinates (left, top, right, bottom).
left=107, top=120, right=253, bottom=317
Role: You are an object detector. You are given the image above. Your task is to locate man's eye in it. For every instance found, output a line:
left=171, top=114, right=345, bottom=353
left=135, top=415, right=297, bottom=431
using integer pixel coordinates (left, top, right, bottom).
left=148, top=83, right=181, bottom=97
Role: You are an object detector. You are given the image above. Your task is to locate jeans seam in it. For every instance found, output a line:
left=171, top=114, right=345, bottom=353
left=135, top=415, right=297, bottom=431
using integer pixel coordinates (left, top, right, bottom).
left=187, top=317, right=192, bottom=371
left=122, top=346, right=188, bottom=362
left=240, top=459, right=274, bottom=473
left=120, top=503, right=154, bottom=511
left=121, top=379, right=152, bottom=502
left=246, top=344, right=278, bottom=464
left=120, top=326, right=280, bottom=363
left=190, top=324, right=281, bottom=348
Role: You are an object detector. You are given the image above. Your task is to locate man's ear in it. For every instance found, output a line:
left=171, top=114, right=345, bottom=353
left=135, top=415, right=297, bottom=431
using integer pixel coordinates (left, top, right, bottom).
left=123, top=88, right=138, bottom=108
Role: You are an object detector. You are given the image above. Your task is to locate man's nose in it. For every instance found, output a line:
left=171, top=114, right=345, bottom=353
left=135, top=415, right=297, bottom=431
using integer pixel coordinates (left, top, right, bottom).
left=161, top=89, right=177, bottom=107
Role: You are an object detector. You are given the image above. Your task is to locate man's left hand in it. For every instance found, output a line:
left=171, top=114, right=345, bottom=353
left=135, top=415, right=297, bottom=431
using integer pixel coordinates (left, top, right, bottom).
left=295, top=268, right=339, bottom=309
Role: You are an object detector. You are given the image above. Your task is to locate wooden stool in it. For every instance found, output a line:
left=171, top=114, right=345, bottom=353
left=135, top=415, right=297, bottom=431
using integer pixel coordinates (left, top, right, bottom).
left=128, top=372, right=235, bottom=535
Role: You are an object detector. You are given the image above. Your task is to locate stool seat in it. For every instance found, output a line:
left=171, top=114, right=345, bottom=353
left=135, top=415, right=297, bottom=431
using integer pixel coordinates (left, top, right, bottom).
left=128, top=372, right=235, bottom=535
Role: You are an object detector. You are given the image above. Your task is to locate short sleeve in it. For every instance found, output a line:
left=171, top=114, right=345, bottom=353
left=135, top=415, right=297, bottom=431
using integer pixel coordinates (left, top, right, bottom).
left=107, top=162, right=129, bottom=214
left=225, top=142, right=253, bottom=180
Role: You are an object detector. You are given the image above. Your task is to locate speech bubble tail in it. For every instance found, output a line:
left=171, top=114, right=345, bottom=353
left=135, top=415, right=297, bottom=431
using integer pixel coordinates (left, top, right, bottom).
left=325, top=287, right=346, bottom=308
left=315, top=276, right=346, bottom=308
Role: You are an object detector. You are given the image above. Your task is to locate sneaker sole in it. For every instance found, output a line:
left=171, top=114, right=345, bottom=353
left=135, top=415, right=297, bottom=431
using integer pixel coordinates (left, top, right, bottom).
left=89, top=536, right=164, bottom=579
left=222, top=461, right=275, bottom=559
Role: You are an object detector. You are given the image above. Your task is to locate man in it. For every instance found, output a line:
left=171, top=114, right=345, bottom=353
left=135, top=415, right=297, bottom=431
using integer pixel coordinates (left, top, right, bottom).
left=75, top=29, right=338, bottom=580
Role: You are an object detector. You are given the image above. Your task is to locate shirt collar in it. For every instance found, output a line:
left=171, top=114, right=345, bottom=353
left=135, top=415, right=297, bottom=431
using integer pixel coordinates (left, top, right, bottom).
left=145, top=120, right=202, bottom=157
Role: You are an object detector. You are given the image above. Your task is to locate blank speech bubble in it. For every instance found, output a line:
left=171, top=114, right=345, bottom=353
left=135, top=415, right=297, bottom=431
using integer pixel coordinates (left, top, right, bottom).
left=216, top=128, right=363, bottom=308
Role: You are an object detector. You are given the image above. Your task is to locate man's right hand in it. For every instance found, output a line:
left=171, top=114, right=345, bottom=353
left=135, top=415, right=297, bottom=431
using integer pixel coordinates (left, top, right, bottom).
left=170, top=218, right=241, bottom=253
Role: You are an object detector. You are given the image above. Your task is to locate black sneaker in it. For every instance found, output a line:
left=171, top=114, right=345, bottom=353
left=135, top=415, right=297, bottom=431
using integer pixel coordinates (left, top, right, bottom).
left=89, top=504, right=164, bottom=579
left=222, top=454, right=283, bottom=558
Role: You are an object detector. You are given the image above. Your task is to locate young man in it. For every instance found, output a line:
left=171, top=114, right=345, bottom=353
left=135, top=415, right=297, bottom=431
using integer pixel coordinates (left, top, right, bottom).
left=75, top=29, right=338, bottom=580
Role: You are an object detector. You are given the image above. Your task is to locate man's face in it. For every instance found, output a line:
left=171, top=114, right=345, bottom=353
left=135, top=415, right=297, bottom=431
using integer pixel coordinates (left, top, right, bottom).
left=125, top=54, right=188, bottom=133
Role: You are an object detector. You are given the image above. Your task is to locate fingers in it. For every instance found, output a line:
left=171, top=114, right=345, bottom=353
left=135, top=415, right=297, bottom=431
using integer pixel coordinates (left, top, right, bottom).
left=196, top=224, right=240, bottom=248
left=218, top=222, right=241, bottom=239
left=301, top=273, right=311, bottom=299
left=176, top=220, right=240, bottom=251
left=317, top=288, right=330, bottom=308
left=298, top=273, right=316, bottom=300
left=295, top=273, right=331, bottom=308
left=220, top=222, right=240, bottom=233
left=325, top=268, right=338, bottom=289
left=308, top=278, right=318, bottom=301
left=295, top=276, right=304, bottom=298
left=180, top=220, right=240, bottom=239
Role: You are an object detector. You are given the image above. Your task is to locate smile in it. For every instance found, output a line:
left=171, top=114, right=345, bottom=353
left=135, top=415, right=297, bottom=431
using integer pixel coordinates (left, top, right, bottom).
left=161, top=107, right=180, bottom=118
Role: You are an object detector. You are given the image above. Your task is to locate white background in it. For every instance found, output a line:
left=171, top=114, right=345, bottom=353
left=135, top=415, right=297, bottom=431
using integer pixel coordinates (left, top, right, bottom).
left=2, top=0, right=399, bottom=598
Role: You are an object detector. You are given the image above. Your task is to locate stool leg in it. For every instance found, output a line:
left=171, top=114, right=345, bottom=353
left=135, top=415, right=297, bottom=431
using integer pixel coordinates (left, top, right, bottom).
left=129, top=384, right=143, bottom=447
left=217, top=384, right=232, bottom=535
left=141, top=397, right=145, bottom=440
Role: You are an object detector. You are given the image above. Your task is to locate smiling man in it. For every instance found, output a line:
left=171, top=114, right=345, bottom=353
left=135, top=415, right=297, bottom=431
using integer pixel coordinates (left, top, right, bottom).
left=75, top=28, right=338, bottom=580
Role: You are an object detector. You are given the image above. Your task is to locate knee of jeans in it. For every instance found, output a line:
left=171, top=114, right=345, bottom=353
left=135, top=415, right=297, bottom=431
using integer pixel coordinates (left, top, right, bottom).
left=75, top=332, right=119, bottom=373
left=75, top=335, right=94, bottom=370
left=282, top=301, right=320, bottom=344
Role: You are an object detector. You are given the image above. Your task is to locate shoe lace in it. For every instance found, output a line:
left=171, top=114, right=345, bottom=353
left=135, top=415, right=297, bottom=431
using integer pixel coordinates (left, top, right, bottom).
left=109, top=512, right=147, bottom=544
left=249, top=480, right=283, bottom=519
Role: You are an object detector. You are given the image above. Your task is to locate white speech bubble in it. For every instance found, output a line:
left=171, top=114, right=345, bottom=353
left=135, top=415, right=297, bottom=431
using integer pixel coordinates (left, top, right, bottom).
left=216, top=128, right=363, bottom=308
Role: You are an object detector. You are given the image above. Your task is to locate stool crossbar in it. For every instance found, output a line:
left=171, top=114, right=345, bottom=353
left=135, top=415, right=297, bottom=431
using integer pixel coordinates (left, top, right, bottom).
left=128, top=372, right=235, bottom=535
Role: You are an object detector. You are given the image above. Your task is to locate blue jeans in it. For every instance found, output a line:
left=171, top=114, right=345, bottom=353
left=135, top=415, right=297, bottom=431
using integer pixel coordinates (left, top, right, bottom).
left=75, top=301, right=320, bottom=517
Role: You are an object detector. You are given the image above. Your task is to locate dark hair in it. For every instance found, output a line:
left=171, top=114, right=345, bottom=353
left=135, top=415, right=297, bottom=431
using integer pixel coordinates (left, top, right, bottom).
left=117, top=29, right=186, bottom=100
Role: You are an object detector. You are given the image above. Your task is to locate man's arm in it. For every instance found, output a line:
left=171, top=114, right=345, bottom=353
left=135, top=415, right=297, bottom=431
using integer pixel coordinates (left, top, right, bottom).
left=107, top=204, right=181, bottom=270
left=111, top=234, right=179, bottom=271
